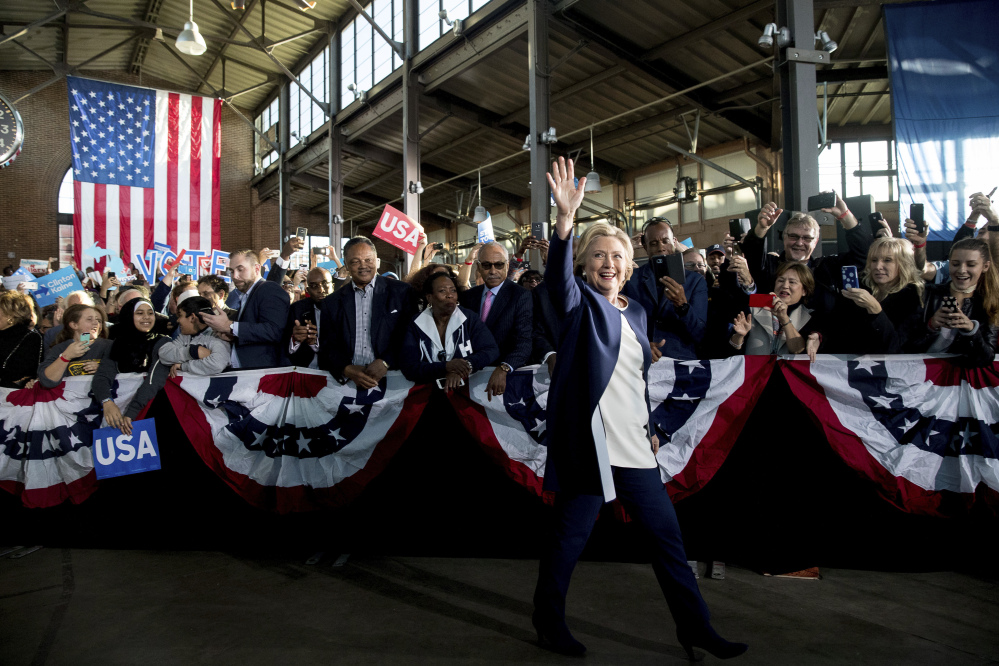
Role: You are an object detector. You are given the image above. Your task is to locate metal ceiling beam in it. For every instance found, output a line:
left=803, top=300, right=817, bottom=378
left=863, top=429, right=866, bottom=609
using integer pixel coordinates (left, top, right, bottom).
left=500, top=64, right=625, bottom=124
left=527, top=0, right=551, bottom=241
left=128, top=0, right=166, bottom=74
left=13, top=31, right=143, bottom=104
left=714, top=78, right=771, bottom=104
left=0, top=0, right=91, bottom=48
left=73, top=7, right=256, bottom=48
left=551, top=11, right=771, bottom=144
left=418, top=3, right=529, bottom=93
left=195, top=0, right=262, bottom=98
left=641, top=0, right=772, bottom=62
left=563, top=105, right=698, bottom=153
left=816, top=65, right=887, bottom=84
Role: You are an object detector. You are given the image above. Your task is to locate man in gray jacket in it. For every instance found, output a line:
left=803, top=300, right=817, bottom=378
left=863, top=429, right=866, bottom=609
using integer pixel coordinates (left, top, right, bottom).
left=158, top=296, right=231, bottom=377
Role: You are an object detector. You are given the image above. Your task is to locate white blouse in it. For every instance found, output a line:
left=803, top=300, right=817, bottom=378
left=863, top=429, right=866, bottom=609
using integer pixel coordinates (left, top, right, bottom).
left=598, top=311, right=657, bottom=469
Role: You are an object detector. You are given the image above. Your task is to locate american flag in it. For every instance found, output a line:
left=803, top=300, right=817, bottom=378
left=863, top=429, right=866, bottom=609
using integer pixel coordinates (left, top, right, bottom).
left=67, top=76, right=221, bottom=270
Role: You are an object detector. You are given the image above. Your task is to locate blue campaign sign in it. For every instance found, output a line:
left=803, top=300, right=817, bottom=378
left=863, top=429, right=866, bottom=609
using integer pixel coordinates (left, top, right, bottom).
left=33, top=267, right=85, bottom=307
left=92, top=418, right=162, bottom=480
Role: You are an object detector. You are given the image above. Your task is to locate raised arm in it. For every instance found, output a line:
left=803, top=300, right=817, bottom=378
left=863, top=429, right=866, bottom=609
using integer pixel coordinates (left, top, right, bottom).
left=545, top=157, right=587, bottom=315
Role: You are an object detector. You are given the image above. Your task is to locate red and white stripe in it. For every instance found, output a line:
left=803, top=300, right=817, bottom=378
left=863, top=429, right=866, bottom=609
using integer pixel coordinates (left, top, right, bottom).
left=74, top=90, right=221, bottom=270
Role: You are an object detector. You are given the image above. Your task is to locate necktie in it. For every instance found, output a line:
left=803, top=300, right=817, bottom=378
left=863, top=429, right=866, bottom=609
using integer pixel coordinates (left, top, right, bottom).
left=482, top=290, right=495, bottom=322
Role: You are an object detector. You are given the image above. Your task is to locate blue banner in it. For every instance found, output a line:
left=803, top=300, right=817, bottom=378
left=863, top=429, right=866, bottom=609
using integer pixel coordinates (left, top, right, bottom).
left=33, top=267, right=85, bottom=307
left=886, top=0, right=999, bottom=241
left=92, top=418, right=161, bottom=480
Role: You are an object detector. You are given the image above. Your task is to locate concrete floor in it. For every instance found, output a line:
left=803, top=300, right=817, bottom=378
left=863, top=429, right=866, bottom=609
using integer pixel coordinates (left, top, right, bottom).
left=1, top=548, right=997, bottom=665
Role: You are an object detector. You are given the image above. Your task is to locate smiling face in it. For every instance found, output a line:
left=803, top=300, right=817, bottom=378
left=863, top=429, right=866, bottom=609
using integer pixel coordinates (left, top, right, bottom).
left=584, top=235, right=630, bottom=300
left=784, top=220, right=819, bottom=262
left=69, top=307, right=101, bottom=340
left=476, top=244, right=508, bottom=289
left=133, top=302, right=156, bottom=333
left=428, top=274, right=458, bottom=316
left=869, top=247, right=899, bottom=286
left=774, top=270, right=804, bottom=306
left=346, top=243, right=378, bottom=288
left=706, top=251, right=725, bottom=276
left=950, top=248, right=990, bottom=291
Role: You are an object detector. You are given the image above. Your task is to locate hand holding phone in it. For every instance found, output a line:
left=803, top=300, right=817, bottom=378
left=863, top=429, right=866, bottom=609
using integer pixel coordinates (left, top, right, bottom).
left=80, top=333, right=91, bottom=345
left=910, top=204, right=925, bottom=235
left=749, top=293, right=774, bottom=309
left=841, top=265, right=861, bottom=290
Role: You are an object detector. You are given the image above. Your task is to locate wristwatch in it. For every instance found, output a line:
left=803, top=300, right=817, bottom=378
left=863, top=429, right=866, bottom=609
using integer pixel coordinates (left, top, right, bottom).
left=499, top=363, right=512, bottom=373
left=675, top=302, right=690, bottom=316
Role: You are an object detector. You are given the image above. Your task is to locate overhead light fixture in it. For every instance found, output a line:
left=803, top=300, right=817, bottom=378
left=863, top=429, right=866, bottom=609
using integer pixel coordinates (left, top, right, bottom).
left=347, top=82, right=367, bottom=103
left=674, top=175, right=698, bottom=203
left=758, top=22, right=790, bottom=50
left=408, top=181, right=424, bottom=194
left=522, top=134, right=532, bottom=151
left=152, top=28, right=165, bottom=42
left=438, top=9, right=464, bottom=37
left=332, top=214, right=344, bottom=225
left=816, top=30, right=838, bottom=53
left=176, top=0, right=207, bottom=56
left=541, top=126, right=558, bottom=145
left=294, top=0, right=317, bottom=10
left=472, top=170, right=488, bottom=223
left=231, top=0, right=245, bottom=9
left=584, top=127, right=602, bottom=193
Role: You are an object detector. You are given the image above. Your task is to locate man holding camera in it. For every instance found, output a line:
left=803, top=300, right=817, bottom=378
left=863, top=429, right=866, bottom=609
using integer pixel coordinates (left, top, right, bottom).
left=623, top=217, right=707, bottom=362
left=285, top=267, right=333, bottom=369
left=744, top=194, right=873, bottom=312
left=158, top=296, right=232, bottom=376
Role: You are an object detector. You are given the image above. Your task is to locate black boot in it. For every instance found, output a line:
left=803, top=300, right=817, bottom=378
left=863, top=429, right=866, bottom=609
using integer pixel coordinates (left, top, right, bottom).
left=676, top=625, right=748, bottom=661
left=532, top=611, right=586, bottom=657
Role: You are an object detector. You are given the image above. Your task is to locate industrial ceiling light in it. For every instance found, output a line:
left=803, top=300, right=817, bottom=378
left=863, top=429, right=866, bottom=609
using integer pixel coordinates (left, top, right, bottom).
left=816, top=30, right=838, bottom=53
left=757, top=22, right=790, bottom=50
left=347, top=82, right=366, bottom=103
left=584, top=127, right=602, bottom=193
left=408, top=181, right=424, bottom=195
left=540, top=126, right=558, bottom=145
left=472, top=170, right=488, bottom=223
left=522, top=134, right=532, bottom=151
left=231, top=0, right=246, bottom=9
left=438, top=9, right=464, bottom=37
left=176, top=0, right=207, bottom=55
left=294, top=0, right=317, bottom=10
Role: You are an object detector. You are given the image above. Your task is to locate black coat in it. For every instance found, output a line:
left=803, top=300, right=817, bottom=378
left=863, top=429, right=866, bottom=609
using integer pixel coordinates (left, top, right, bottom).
left=904, top=282, right=997, bottom=367
left=530, top=281, right=561, bottom=364
left=231, top=279, right=291, bottom=369
left=459, top=282, right=532, bottom=369
left=284, top=298, right=323, bottom=367
left=318, top=276, right=418, bottom=382
left=0, top=324, right=43, bottom=388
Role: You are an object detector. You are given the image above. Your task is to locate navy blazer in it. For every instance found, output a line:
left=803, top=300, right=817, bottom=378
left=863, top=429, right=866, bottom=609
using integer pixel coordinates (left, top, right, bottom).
left=542, top=232, right=654, bottom=502
left=531, top=281, right=561, bottom=363
left=399, top=305, right=499, bottom=384
left=232, top=279, right=290, bottom=369
left=458, top=281, right=532, bottom=369
left=318, top=276, right=417, bottom=382
left=622, top=262, right=707, bottom=361
left=284, top=297, right=322, bottom=367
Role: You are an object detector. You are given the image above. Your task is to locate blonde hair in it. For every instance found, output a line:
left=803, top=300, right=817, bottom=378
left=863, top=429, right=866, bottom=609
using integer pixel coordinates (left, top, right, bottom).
left=862, top=237, right=924, bottom=304
left=573, top=222, right=634, bottom=289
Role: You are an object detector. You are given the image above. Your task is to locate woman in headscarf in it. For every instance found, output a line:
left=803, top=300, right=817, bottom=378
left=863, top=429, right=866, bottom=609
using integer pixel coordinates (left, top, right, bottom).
left=92, top=298, right=170, bottom=435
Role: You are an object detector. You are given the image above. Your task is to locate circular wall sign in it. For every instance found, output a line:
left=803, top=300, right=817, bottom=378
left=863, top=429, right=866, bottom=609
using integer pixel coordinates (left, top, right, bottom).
left=0, top=91, right=25, bottom=169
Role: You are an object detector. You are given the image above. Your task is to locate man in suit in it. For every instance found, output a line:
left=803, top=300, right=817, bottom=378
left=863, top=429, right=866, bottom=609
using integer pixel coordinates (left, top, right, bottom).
left=458, top=241, right=532, bottom=400
left=285, top=267, right=333, bottom=369
left=319, top=236, right=417, bottom=388
left=201, top=249, right=289, bottom=369
left=623, top=217, right=707, bottom=361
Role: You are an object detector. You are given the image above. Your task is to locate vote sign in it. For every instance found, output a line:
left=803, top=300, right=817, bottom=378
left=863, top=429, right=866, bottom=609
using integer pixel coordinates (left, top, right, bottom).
left=92, top=418, right=162, bottom=479
left=372, top=205, right=421, bottom=255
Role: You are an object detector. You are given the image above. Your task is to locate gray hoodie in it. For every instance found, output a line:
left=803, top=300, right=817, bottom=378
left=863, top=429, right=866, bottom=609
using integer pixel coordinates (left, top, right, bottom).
left=157, top=325, right=231, bottom=375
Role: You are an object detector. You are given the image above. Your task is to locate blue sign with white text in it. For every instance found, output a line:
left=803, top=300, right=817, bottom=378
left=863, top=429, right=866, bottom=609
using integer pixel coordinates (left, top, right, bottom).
left=33, top=267, right=85, bottom=307
left=92, top=418, right=161, bottom=479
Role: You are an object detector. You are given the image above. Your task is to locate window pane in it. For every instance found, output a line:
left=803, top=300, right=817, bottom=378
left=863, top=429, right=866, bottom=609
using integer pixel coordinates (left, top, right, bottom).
left=471, top=0, right=489, bottom=10
left=394, top=0, right=404, bottom=69
left=843, top=142, right=860, bottom=198
left=818, top=142, right=842, bottom=195
left=59, top=168, right=75, bottom=214
left=341, top=20, right=356, bottom=108
left=356, top=13, right=373, bottom=92
left=419, top=0, right=440, bottom=51
left=445, top=0, right=468, bottom=20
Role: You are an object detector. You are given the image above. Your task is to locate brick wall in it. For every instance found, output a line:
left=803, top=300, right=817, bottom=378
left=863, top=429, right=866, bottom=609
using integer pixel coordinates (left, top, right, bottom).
left=0, top=70, right=328, bottom=267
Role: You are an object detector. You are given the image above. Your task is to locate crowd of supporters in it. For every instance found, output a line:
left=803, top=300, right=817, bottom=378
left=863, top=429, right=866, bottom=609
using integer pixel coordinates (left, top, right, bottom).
left=1, top=190, right=997, bottom=429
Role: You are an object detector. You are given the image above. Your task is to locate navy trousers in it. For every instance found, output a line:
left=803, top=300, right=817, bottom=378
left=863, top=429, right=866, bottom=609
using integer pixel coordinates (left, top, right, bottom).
left=534, top=466, right=711, bottom=631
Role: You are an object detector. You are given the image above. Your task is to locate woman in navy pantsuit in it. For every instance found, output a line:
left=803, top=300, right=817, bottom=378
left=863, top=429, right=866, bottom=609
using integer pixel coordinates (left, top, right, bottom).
left=532, top=157, right=747, bottom=660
